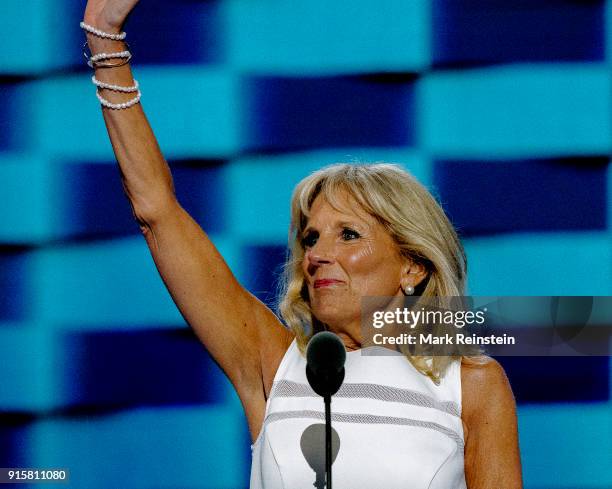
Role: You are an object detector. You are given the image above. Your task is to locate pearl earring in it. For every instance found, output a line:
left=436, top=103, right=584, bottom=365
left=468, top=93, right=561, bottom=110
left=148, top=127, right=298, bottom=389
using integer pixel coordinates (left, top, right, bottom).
left=403, top=285, right=414, bottom=296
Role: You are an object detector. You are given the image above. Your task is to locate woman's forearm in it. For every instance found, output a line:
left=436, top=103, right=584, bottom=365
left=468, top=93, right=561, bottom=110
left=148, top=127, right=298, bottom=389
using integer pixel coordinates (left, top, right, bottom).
left=85, top=22, right=175, bottom=225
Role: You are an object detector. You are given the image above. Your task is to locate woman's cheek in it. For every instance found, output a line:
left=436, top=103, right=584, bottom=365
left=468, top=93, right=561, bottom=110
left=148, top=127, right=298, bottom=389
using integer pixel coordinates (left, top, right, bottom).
left=346, top=243, right=375, bottom=267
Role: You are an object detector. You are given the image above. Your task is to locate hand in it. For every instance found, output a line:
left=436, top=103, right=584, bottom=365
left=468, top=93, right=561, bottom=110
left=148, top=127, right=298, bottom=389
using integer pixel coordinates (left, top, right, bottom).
left=83, top=0, right=140, bottom=33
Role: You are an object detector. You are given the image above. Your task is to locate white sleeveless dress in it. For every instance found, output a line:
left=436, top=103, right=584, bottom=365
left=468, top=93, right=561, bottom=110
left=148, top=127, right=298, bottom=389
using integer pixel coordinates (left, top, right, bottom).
left=250, top=339, right=467, bottom=489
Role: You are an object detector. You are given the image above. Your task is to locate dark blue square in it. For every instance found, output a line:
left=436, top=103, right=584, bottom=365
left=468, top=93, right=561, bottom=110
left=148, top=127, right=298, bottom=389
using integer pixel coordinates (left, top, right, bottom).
left=242, top=245, right=288, bottom=310
left=171, top=159, right=227, bottom=234
left=246, top=75, right=416, bottom=152
left=0, top=414, right=33, bottom=467
left=0, top=80, right=26, bottom=151
left=62, top=160, right=226, bottom=239
left=62, top=328, right=226, bottom=411
left=127, top=0, right=222, bottom=65
left=433, top=157, right=608, bottom=236
left=497, top=356, right=609, bottom=403
left=433, top=0, right=605, bottom=67
left=63, top=163, right=137, bottom=239
left=0, top=247, right=28, bottom=321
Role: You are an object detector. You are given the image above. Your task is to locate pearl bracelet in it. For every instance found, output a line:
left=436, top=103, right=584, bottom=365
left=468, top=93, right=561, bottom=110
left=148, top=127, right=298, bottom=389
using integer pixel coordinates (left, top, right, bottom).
left=83, top=41, right=132, bottom=68
left=92, top=76, right=139, bottom=93
left=90, top=50, right=130, bottom=63
left=80, top=21, right=126, bottom=41
left=87, top=50, right=132, bottom=68
left=96, top=90, right=142, bottom=110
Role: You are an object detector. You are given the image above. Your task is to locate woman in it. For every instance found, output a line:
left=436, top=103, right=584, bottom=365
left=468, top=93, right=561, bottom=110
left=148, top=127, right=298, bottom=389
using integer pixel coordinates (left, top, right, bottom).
left=82, top=1, right=522, bottom=487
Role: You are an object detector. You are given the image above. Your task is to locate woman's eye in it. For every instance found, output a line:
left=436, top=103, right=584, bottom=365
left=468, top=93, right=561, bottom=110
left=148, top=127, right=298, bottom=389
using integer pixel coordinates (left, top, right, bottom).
left=301, top=232, right=318, bottom=248
left=342, top=228, right=360, bottom=240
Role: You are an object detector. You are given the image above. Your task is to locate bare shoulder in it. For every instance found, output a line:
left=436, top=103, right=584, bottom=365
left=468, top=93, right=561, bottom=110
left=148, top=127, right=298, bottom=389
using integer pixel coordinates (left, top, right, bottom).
left=461, top=355, right=515, bottom=419
left=461, top=355, right=510, bottom=389
left=460, top=356, right=522, bottom=488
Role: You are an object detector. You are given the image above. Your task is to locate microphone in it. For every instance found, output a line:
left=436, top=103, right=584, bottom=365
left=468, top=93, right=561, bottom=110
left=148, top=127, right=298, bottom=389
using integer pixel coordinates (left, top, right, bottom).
left=306, top=331, right=347, bottom=397
left=305, top=331, right=346, bottom=489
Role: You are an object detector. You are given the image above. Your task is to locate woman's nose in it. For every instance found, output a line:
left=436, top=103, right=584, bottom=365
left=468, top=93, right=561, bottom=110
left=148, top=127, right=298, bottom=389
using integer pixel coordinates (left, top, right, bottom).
left=307, top=235, right=336, bottom=267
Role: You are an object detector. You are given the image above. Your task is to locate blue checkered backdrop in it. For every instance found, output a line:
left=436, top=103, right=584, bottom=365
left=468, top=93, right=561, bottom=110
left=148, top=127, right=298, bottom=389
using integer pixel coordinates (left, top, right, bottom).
left=1, top=1, right=611, bottom=488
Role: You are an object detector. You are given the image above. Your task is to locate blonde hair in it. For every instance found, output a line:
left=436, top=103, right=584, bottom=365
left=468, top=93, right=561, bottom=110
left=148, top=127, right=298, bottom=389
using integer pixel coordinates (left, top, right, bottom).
left=278, top=163, right=469, bottom=383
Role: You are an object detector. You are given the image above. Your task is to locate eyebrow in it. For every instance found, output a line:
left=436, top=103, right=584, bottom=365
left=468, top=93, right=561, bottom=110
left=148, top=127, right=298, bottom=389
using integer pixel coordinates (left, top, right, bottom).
left=303, top=220, right=368, bottom=235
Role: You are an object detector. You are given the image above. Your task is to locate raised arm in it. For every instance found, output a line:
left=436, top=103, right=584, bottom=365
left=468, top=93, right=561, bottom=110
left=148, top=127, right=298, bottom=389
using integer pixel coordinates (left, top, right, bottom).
left=82, top=0, right=293, bottom=413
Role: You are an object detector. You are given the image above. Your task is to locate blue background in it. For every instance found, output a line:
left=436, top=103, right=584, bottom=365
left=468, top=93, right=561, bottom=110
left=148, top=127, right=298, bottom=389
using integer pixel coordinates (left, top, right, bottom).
left=0, top=1, right=611, bottom=487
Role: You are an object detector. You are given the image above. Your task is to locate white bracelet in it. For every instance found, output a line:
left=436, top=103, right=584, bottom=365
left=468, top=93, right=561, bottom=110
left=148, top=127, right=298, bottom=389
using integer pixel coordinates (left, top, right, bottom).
left=80, top=21, right=126, bottom=41
left=87, top=50, right=132, bottom=68
left=96, top=90, right=142, bottom=110
left=90, top=50, right=130, bottom=63
left=92, top=76, right=139, bottom=93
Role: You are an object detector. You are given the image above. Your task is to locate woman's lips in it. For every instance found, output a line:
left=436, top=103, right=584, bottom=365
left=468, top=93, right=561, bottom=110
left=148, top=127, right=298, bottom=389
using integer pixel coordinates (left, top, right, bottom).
left=314, top=279, right=344, bottom=288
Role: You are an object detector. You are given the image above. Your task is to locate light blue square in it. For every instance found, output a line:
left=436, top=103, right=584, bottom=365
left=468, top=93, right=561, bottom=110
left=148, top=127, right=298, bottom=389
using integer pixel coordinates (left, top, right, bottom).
left=24, top=68, right=241, bottom=160
left=0, top=155, right=61, bottom=243
left=418, top=64, right=612, bottom=158
left=30, top=237, right=183, bottom=328
left=225, top=0, right=430, bottom=74
left=464, top=232, right=612, bottom=296
left=0, top=325, right=62, bottom=411
left=0, top=0, right=77, bottom=74
left=518, top=403, right=612, bottom=488
left=30, top=406, right=248, bottom=488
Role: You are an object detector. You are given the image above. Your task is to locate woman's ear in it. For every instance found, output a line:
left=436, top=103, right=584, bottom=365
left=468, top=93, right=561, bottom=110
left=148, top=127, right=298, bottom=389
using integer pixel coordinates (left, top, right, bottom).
left=401, top=259, right=428, bottom=289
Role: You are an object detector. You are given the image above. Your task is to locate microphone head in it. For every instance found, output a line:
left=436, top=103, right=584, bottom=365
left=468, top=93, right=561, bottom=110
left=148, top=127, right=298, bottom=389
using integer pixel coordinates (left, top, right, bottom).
left=306, top=332, right=347, bottom=397
left=306, top=331, right=347, bottom=375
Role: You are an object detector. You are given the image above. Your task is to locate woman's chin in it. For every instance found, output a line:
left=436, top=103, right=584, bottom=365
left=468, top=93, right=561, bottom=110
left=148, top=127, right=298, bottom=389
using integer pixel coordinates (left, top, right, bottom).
left=312, top=307, right=357, bottom=330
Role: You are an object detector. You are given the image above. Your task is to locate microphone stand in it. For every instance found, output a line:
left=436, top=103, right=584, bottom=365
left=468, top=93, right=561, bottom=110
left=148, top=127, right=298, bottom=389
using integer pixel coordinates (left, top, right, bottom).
left=324, top=394, right=332, bottom=489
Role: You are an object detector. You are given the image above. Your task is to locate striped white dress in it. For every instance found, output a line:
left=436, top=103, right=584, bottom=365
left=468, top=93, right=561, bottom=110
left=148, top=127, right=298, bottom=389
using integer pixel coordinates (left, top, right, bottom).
left=250, top=339, right=467, bottom=489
